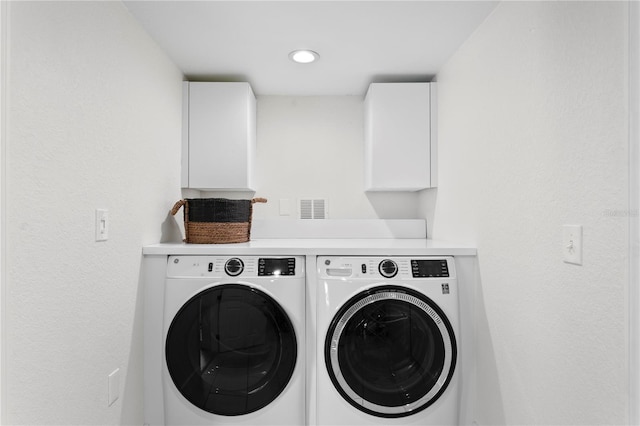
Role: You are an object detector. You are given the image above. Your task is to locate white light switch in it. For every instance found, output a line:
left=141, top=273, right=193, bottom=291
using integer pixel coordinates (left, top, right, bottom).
left=108, top=368, right=119, bottom=406
left=96, top=209, right=109, bottom=241
left=563, top=225, right=583, bottom=265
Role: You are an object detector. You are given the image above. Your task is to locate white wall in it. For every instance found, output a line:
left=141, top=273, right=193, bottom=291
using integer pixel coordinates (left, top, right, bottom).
left=0, top=0, right=6, bottom=422
left=425, top=1, right=629, bottom=424
left=203, top=96, right=422, bottom=221
left=631, top=2, right=640, bottom=423
left=5, top=2, right=182, bottom=424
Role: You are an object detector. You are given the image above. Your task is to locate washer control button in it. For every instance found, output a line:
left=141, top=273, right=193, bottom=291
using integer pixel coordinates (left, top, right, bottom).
left=378, top=259, right=398, bottom=278
left=224, top=258, right=244, bottom=276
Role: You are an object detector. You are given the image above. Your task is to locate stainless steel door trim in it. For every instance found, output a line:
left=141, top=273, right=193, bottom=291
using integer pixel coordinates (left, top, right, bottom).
left=327, top=290, right=455, bottom=415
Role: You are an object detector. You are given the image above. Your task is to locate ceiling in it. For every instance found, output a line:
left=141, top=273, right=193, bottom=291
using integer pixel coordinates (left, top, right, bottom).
left=123, top=1, right=498, bottom=96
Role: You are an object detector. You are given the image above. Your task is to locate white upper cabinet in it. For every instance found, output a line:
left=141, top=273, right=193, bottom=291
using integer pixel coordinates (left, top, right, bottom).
left=182, top=82, right=256, bottom=191
left=364, top=82, right=437, bottom=191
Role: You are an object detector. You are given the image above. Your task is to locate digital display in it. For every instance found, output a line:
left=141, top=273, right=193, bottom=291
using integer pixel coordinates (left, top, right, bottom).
left=258, top=258, right=296, bottom=276
left=411, top=260, right=449, bottom=278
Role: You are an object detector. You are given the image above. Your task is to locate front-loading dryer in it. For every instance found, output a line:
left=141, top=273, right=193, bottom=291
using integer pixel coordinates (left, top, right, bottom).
left=162, top=255, right=305, bottom=425
left=316, top=256, right=460, bottom=426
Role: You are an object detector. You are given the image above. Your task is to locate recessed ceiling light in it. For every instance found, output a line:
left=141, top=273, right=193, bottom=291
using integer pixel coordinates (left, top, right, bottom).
left=289, top=50, right=319, bottom=64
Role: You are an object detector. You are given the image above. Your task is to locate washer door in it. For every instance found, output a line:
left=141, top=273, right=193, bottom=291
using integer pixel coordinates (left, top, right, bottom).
left=325, top=285, right=456, bottom=418
left=166, top=284, right=297, bottom=416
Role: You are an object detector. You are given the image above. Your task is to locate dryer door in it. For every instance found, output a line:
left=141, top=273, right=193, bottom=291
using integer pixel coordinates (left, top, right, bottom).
left=325, top=285, right=456, bottom=418
left=166, top=284, right=297, bottom=416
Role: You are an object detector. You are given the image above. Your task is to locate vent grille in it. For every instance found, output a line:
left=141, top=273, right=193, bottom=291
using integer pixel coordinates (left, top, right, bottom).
left=299, top=199, right=327, bottom=219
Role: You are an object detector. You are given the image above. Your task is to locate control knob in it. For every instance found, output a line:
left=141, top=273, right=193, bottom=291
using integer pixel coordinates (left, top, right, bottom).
left=225, top=258, right=244, bottom=276
left=378, top=259, right=398, bottom=278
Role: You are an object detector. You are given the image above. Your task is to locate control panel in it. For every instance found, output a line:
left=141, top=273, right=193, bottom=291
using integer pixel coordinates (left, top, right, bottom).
left=411, top=259, right=449, bottom=278
left=258, top=257, right=296, bottom=276
left=319, top=256, right=455, bottom=280
left=167, top=256, right=304, bottom=278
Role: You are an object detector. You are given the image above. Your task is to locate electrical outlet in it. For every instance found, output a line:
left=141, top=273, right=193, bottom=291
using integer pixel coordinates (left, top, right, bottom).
left=96, top=209, right=109, bottom=241
left=279, top=199, right=290, bottom=216
left=563, top=224, right=583, bottom=265
left=108, top=368, right=119, bottom=406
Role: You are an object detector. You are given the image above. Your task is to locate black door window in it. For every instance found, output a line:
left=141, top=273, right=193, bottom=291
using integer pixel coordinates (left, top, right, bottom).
left=325, top=286, right=456, bottom=418
left=166, top=284, right=297, bottom=416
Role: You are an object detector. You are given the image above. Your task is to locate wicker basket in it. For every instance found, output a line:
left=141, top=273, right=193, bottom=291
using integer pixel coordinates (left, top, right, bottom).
left=170, top=197, right=267, bottom=244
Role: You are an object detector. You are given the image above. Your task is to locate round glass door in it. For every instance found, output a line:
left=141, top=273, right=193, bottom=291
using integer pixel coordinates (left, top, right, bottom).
left=166, top=284, right=297, bottom=416
left=325, top=286, right=456, bottom=418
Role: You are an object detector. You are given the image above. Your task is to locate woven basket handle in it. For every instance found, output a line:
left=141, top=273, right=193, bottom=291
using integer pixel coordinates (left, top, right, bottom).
left=252, top=198, right=267, bottom=204
left=170, top=199, right=187, bottom=215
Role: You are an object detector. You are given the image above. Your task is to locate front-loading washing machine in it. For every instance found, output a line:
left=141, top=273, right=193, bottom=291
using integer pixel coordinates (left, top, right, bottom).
left=316, top=256, right=460, bottom=425
left=161, top=255, right=305, bottom=425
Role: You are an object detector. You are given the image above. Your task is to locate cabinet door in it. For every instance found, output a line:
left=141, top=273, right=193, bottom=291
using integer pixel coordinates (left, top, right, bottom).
left=364, top=83, right=435, bottom=191
left=186, top=82, right=255, bottom=190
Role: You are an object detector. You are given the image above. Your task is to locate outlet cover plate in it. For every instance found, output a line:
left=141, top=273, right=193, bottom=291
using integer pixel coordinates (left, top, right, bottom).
left=108, top=368, right=119, bottom=406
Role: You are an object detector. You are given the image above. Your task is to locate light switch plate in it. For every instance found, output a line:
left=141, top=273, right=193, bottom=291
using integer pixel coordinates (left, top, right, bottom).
left=96, top=209, right=109, bottom=241
left=563, top=224, right=583, bottom=265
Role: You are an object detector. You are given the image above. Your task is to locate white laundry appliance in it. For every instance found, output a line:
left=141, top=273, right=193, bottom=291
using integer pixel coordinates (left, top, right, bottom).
left=146, top=255, right=305, bottom=425
left=316, top=256, right=460, bottom=425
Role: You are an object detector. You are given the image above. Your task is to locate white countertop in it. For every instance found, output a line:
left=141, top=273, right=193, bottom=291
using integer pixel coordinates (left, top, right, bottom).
left=142, top=239, right=477, bottom=256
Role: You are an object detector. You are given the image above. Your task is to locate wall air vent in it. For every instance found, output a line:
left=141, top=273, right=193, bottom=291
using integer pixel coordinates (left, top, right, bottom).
left=299, top=199, right=328, bottom=219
